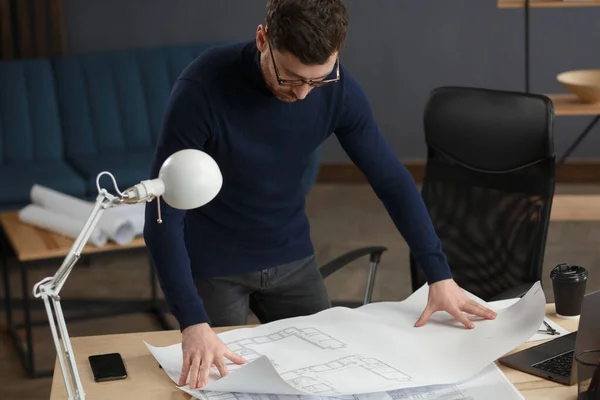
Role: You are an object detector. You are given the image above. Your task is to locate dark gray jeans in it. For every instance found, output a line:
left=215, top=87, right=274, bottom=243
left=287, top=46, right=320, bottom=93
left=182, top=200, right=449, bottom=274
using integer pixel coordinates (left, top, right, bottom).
left=194, top=255, right=331, bottom=327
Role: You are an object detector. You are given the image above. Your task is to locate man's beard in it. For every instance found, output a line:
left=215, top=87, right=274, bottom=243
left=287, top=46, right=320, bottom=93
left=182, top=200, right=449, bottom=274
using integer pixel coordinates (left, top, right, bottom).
left=269, top=83, right=297, bottom=103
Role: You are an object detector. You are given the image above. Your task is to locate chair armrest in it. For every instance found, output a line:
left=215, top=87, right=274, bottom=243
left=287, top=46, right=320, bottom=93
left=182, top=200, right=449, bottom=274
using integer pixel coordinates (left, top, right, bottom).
left=319, top=246, right=387, bottom=279
left=488, top=282, right=535, bottom=302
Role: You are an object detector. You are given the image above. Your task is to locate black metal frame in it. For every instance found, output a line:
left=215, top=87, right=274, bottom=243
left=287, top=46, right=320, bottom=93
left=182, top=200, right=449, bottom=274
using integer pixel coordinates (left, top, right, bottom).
left=558, top=115, right=600, bottom=164
left=0, top=233, right=174, bottom=378
left=319, top=246, right=387, bottom=308
left=523, top=0, right=600, bottom=165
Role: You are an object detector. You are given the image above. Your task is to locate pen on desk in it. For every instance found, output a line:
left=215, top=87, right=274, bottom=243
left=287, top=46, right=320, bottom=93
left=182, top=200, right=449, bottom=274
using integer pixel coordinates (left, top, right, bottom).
left=544, top=321, right=559, bottom=335
left=537, top=320, right=559, bottom=335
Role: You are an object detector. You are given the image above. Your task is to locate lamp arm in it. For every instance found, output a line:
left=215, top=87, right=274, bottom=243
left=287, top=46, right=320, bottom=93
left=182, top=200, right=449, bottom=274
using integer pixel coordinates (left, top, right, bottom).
left=32, top=179, right=124, bottom=400
left=28, top=148, right=220, bottom=400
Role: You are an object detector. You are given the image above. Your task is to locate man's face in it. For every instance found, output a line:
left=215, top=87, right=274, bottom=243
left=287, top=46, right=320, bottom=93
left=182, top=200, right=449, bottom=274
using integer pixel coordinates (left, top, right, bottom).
left=256, top=26, right=338, bottom=103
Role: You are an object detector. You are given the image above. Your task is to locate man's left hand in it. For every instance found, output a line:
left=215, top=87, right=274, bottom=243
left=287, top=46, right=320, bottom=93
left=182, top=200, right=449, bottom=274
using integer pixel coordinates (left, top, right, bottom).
left=414, top=279, right=497, bottom=329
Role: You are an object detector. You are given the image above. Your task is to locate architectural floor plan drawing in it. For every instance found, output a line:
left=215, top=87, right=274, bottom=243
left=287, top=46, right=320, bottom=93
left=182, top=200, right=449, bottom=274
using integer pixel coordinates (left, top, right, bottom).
left=146, top=282, right=543, bottom=397
left=281, top=355, right=411, bottom=394
left=187, top=363, right=523, bottom=400
left=225, top=327, right=347, bottom=368
left=220, top=326, right=409, bottom=394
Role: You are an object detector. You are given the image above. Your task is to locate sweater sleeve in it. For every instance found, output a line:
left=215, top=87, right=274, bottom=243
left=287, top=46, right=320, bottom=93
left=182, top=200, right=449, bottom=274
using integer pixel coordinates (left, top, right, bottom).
left=333, top=73, right=452, bottom=284
left=143, top=78, right=213, bottom=330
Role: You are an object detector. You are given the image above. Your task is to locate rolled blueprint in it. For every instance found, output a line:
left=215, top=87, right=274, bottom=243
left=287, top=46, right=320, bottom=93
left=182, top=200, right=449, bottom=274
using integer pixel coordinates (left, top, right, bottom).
left=105, top=201, right=146, bottom=236
left=30, top=184, right=136, bottom=245
left=19, top=204, right=108, bottom=247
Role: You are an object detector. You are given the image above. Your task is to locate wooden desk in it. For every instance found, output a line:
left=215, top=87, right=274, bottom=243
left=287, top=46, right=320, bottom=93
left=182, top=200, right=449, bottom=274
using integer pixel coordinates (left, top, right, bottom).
left=49, top=304, right=579, bottom=400
left=0, top=211, right=168, bottom=379
left=550, top=194, right=600, bottom=222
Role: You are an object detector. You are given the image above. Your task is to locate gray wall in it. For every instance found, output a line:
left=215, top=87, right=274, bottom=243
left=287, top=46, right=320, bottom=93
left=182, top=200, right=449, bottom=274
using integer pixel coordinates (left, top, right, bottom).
left=62, top=0, right=600, bottom=163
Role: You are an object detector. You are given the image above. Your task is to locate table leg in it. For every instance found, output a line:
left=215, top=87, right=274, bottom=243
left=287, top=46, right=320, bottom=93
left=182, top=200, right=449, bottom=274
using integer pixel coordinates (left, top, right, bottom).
left=19, top=259, right=35, bottom=377
left=4, top=254, right=49, bottom=377
left=1, top=234, right=13, bottom=333
left=2, top=234, right=44, bottom=377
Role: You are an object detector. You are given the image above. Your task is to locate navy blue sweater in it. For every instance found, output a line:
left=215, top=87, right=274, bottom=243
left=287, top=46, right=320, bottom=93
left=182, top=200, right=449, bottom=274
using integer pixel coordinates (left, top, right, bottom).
left=143, top=41, right=452, bottom=330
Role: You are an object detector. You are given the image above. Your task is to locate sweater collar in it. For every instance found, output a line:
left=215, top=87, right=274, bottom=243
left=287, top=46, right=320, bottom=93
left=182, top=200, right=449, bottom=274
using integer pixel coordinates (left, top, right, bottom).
left=245, top=41, right=272, bottom=96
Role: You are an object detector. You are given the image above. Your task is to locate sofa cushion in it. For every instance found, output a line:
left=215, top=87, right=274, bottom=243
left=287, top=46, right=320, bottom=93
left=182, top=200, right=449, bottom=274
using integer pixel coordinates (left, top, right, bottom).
left=52, top=43, right=219, bottom=163
left=0, top=59, right=88, bottom=209
left=0, top=161, right=87, bottom=207
left=67, top=151, right=155, bottom=194
left=0, top=59, right=69, bottom=164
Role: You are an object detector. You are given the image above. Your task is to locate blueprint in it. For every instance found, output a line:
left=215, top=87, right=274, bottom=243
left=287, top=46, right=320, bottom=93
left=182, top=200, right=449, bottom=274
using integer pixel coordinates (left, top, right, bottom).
left=145, top=281, right=544, bottom=396
left=184, top=362, right=523, bottom=400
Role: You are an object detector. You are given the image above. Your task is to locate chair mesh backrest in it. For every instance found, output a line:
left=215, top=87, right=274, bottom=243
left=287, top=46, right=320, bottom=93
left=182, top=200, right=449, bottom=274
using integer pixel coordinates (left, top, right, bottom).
left=411, top=87, right=556, bottom=300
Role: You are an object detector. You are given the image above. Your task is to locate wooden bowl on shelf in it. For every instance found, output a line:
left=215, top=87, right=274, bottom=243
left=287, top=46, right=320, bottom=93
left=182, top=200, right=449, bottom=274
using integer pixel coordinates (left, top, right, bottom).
left=557, top=70, right=600, bottom=103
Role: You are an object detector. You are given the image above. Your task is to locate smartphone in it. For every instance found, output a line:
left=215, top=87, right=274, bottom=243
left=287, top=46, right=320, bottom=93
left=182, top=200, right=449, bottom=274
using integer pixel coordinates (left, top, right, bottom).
left=88, top=353, right=128, bottom=382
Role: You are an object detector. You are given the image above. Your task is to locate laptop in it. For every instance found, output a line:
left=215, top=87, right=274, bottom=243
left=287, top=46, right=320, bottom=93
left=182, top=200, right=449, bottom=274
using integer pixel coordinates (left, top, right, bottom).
left=498, top=289, right=600, bottom=385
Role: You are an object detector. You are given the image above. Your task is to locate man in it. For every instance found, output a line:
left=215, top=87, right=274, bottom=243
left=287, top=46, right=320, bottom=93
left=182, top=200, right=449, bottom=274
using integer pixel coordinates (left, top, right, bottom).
left=144, top=0, right=497, bottom=390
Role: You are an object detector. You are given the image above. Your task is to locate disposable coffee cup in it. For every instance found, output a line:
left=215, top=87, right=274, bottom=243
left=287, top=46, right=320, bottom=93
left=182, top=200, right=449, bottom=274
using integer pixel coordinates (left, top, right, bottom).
left=551, top=263, right=588, bottom=319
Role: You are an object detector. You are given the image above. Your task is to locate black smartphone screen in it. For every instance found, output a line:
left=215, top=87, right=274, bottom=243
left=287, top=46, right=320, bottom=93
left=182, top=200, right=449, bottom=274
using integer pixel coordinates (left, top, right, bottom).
left=88, top=353, right=128, bottom=382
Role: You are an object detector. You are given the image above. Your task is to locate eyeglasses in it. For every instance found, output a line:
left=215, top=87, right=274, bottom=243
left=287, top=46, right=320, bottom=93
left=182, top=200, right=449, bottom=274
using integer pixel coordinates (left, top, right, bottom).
left=268, top=40, right=340, bottom=88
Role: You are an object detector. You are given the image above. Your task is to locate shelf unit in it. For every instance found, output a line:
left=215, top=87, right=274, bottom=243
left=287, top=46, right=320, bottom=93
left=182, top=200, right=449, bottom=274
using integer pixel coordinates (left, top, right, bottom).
left=498, top=0, right=600, bottom=8
left=547, top=94, right=600, bottom=116
left=497, top=0, right=600, bottom=164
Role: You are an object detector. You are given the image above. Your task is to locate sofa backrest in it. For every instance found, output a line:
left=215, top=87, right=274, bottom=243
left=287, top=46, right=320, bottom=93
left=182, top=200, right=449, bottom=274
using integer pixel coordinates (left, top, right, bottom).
left=0, top=59, right=66, bottom=165
left=52, top=43, right=219, bottom=159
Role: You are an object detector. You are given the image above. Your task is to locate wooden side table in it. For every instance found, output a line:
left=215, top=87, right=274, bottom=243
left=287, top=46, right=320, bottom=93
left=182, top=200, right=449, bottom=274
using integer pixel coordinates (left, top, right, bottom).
left=0, top=211, right=172, bottom=378
left=547, top=94, right=600, bottom=164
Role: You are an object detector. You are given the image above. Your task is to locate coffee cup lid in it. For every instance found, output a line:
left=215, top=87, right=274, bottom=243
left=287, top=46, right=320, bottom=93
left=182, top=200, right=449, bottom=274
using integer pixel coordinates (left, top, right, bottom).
left=550, top=263, right=588, bottom=283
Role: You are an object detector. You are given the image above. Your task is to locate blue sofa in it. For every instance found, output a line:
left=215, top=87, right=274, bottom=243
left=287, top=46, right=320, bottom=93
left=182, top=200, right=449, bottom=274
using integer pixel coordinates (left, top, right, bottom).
left=0, top=60, right=87, bottom=211
left=51, top=44, right=218, bottom=194
left=0, top=42, right=314, bottom=211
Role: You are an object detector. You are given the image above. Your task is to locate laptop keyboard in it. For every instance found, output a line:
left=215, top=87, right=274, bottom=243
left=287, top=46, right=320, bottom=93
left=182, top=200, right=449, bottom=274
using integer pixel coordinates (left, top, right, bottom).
left=532, top=350, right=574, bottom=377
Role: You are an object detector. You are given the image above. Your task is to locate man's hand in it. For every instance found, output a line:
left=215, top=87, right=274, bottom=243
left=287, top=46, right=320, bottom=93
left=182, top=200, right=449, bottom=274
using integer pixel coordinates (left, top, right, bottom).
left=414, top=279, right=497, bottom=329
left=179, top=323, right=246, bottom=389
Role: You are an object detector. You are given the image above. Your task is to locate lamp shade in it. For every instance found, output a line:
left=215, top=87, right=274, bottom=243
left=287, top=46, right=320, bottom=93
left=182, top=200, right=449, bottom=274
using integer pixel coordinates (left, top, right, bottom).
left=158, top=149, right=223, bottom=210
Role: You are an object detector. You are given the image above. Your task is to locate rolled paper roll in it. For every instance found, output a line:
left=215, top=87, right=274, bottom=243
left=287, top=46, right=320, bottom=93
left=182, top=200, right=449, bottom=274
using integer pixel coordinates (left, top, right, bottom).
left=105, top=201, right=146, bottom=237
left=30, top=184, right=136, bottom=245
left=18, top=204, right=108, bottom=247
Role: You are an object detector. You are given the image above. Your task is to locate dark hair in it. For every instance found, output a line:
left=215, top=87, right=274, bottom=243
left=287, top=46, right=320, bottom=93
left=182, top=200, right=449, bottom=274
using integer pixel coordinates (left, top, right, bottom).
left=265, top=0, right=349, bottom=65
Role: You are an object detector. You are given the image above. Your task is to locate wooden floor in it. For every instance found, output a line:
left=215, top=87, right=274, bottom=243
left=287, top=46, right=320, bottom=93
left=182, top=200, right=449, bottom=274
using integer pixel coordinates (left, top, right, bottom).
left=2, top=183, right=600, bottom=399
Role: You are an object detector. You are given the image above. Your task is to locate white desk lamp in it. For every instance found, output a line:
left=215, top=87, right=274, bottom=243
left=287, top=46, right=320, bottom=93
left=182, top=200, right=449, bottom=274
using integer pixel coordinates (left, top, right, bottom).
left=32, top=149, right=223, bottom=400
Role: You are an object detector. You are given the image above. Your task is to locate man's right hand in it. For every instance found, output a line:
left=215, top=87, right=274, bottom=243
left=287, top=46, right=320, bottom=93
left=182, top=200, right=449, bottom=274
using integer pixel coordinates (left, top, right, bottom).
left=179, top=322, right=246, bottom=389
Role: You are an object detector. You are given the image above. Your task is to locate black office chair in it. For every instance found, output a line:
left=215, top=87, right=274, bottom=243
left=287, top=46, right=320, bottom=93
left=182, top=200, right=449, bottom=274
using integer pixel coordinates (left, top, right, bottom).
left=303, top=149, right=387, bottom=308
left=410, top=87, right=556, bottom=301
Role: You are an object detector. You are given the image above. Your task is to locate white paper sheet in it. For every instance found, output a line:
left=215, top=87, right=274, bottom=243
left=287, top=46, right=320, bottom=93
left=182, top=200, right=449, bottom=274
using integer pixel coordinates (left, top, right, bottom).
left=30, top=184, right=136, bottom=244
left=146, top=282, right=545, bottom=396
left=487, top=298, right=570, bottom=342
left=18, top=204, right=108, bottom=247
left=184, top=362, right=524, bottom=400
